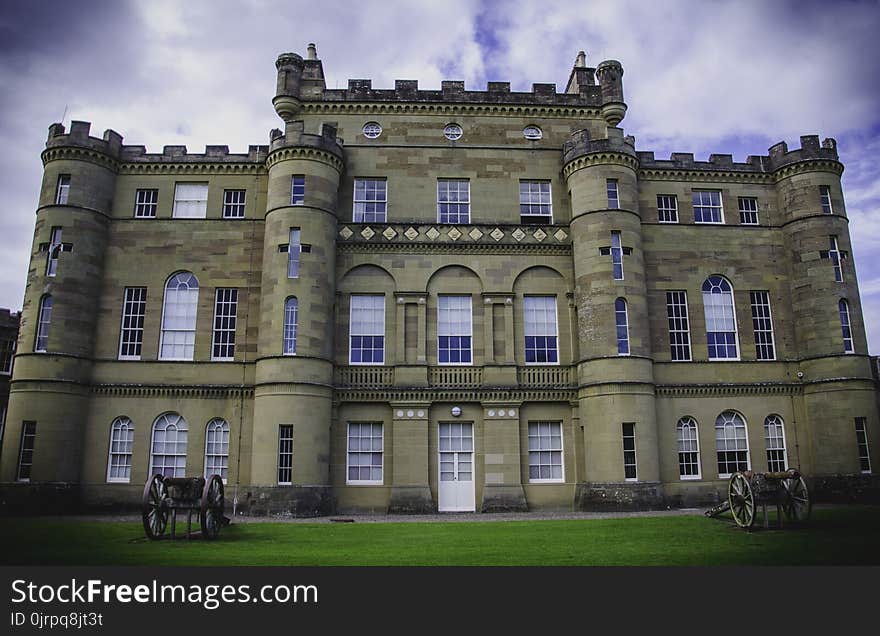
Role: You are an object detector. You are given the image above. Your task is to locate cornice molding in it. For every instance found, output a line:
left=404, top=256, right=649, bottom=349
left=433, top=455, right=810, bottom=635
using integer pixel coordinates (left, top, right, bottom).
left=301, top=102, right=603, bottom=119
left=265, top=146, right=344, bottom=172
left=772, top=158, right=844, bottom=182
left=90, top=384, right=254, bottom=398
left=42, top=147, right=118, bottom=171
left=118, top=162, right=266, bottom=176
left=563, top=152, right=639, bottom=178
left=638, top=169, right=773, bottom=184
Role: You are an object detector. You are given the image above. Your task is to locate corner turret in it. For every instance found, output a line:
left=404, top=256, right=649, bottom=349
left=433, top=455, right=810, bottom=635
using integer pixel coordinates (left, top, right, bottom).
left=274, top=52, right=305, bottom=122
left=595, top=60, right=626, bottom=126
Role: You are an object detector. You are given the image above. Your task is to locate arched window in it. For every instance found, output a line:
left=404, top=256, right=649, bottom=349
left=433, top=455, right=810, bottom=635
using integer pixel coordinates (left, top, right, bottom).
left=35, top=295, right=52, bottom=352
left=204, top=418, right=230, bottom=482
left=150, top=413, right=188, bottom=477
left=159, top=272, right=199, bottom=360
left=106, top=417, right=134, bottom=483
left=676, top=417, right=701, bottom=479
left=764, top=415, right=787, bottom=472
left=715, top=411, right=750, bottom=477
left=615, top=298, right=629, bottom=355
left=702, top=276, right=738, bottom=360
left=283, top=297, right=298, bottom=355
left=839, top=299, right=854, bottom=353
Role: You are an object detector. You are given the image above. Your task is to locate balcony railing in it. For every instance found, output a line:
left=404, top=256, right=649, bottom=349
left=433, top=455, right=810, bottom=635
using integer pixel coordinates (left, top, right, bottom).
left=517, top=365, right=572, bottom=388
left=334, top=365, right=573, bottom=390
left=428, top=366, right=483, bottom=388
left=334, top=365, right=394, bottom=388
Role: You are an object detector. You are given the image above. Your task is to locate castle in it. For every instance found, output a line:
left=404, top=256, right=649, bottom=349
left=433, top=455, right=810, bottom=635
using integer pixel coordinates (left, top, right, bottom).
left=1, top=45, right=876, bottom=514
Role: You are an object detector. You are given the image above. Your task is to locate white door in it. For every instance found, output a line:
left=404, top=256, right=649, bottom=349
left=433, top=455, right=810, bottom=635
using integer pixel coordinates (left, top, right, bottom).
left=438, top=422, right=475, bottom=512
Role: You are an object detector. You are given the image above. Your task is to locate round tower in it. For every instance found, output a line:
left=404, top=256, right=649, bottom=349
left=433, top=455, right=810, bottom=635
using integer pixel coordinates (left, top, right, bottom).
left=563, top=124, right=661, bottom=509
left=774, top=135, right=878, bottom=474
left=0, top=121, right=118, bottom=486
left=595, top=60, right=626, bottom=127
left=247, top=51, right=344, bottom=514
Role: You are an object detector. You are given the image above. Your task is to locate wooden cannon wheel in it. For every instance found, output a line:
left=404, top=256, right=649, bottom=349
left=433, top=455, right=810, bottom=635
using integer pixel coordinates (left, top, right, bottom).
left=728, top=472, right=756, bottom=529
left=782, top=473, right=811, bottom=522
left=199, top=474, right=225, bottom=541
left=142, top=474, right=169, bottom=540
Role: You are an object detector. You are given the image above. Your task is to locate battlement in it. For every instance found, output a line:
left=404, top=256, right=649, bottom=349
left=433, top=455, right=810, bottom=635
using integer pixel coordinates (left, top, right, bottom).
left=563, top=126, right=637, bottom=164
left=268, top=120, right=344, bottom=159
left=119, top=144, right=269, bottom=163
left=46, top=121, right=123, bottom=158
left=637, top=135, right=840, bottom=174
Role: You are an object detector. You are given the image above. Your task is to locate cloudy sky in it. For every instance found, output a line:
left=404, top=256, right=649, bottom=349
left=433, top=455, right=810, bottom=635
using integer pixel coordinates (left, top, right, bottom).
left=1, top=0, right=878, bottom=353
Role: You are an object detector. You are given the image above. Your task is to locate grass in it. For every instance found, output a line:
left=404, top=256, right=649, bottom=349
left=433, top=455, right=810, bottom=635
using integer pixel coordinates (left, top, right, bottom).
left=2, top=506, right=880, bottom=566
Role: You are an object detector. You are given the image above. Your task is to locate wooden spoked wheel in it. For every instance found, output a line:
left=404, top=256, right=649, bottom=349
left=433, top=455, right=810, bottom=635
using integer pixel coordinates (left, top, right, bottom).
left=782, top=475, right=811, bottom=522
left=199, top=474, right=225, bottom=540
left=142, top=474, right=169, bottom=540
left=728, top=472, right=756, bottom=529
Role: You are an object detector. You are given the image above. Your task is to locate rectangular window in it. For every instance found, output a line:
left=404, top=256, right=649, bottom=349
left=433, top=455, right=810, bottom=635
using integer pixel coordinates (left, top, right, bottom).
left=134, top=189, right=158, bottom=218
left=693, top=190, right=723, bottom=223
left=283, top=297, right=298, bottom=355
left=615, top=298, right=630, bottom=355
left=820, top=185, right=833, bottom=214
left=347, top=422, right=383, bottom=484
left=738, top=197, right=759, bottom=225
left=0, top=336, right=14, bottom=374
left=840, top=300, right=854, bottom=353
left=524, top=296, right=558, bottom=364
left=437, top=179, right=470, bottom=224
left=528, top=421, right=564, bottom=482
left=829, top=236, right=843, bottom=282
left=350, top=295, right=385, bottom=364
left=519, top=180, right=552, bottom=224
left=17, top=421, right=36, bottom=482
left=277, top=424, right=293, bottom=485
left=855, top=417, right=872, bottom=474
left=438, top=295, right=472, bottom=365
left=657, top=194, right=678, bottom=223
left=622, top=423, right=637, bottom=481
left=46, top=227, right=62, bottom=277
left=749, top=291, right=776, bottom=360
left=291, top=176, right=305, bottom=205
left=55, top=175, right=70, bottom=205
left=353, top=178, right=387, bottom=222
left=223, top=189, right=246, bottom=218
left=666, top=291, right=691, bottom=361
left=611, top=231, right=623, bottom=280
left=607, top=179, right=619, bottom=209
left=34, top=296, right=52, bottom=352
left=172, top=183, right=208, bottom=218
left=288, top=228, right=301, bottom=278
left=118, top=287, right=147, bottom=360
left=211, top=288, right=238, bottom=361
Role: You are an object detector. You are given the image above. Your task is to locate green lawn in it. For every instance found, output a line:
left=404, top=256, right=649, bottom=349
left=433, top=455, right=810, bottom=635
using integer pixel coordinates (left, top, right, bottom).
left=2, top=506, right=879, bottom=566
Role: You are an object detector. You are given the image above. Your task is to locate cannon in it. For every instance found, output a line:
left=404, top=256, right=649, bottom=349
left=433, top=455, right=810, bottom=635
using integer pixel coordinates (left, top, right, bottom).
left=142, top=474, right=227, bottom=540
left=705, top=469, right=811, bottom=529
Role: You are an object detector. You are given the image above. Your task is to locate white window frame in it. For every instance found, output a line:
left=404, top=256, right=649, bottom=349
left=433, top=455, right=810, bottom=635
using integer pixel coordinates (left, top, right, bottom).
left=283, top=297, right=298, bottom=355
left=34, top=295, right=52, bottom=353
left=677, top=416, right=702, bottom=480
left=0, top=334, right=16, bottom=375
left=349, top=295, right=385, bottom=365
left=437, top=295, right=473, bottom=366
left=623, top=422, right=637, bottom=481
left=611, top=231, right=624, bottom=280
left=134, top=189, right=158, bottom=218
left=353, top=178, right=387, bottom=222
left=362, top=122, right=382, bottom=139
left=291, top=176, right=305, bottom=205
left=839, top=299, right=854, bottom=353
left=346, top=422, right=384, bottom=485
left=715, top=411, right=750, bottom=478
left=657, top=194, right=678, bottom=223
left=855, top=417, right=872, bottom=474
left=693, top=190, right=724, bottom=224
left=159, top=272, right=199, bottom=361
left=738, top=196, right=759, bottom=225
left=46, top=227, right=62, bottom=277
left=118, top=286, right=147, bottom=360
left=204, top=418, right=230, bottom=482
left=524, top=295, right=559, bottom=365
left=211, top=288, right=238, bottom=361
left=222, top=189, right=246, bottom=218
left=55, top=174, right=70, bottom=205
left=749, top=291, right=776, bottom=361
left=829, top=236, right=844, bottom=282
left=607, top=179, right=619, bottom=209
left=702, top=276, right=740, bottom=361
left=820, top=185, right=833, bottom=214
left=106, top=416, right=134, bottom=483
left=288, top=228, right=301, bottom=278
left=16, top=421, right=36, bottom=482
left=666, top=291, right=692, bottom=361
left=519, top=180, right=552, bottom=223
left=764, top=414, right=788, bottom=472
left=437, top=179, right=470, bottom=224
left=615, top=297, right=630, bottom=356
left=172, top=183, right=208, bottom=218
left=527, top=421, right=564, bottom=483
left=150, top=413, right=188, bottom=478
left=277, top=424, right=294, bottom=485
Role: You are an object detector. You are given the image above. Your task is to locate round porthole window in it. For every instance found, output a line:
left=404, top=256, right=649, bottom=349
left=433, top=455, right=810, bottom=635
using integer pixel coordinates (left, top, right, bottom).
left=443, top=123, right=463, bottom=140
left=523, top=125, right=543, bottom=140
left=362, top=122, right=382, bottom=139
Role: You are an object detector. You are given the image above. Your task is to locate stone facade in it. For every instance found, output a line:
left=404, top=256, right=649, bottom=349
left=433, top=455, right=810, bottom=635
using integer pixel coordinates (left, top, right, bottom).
left=1, top=46, right=877, bottom=515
